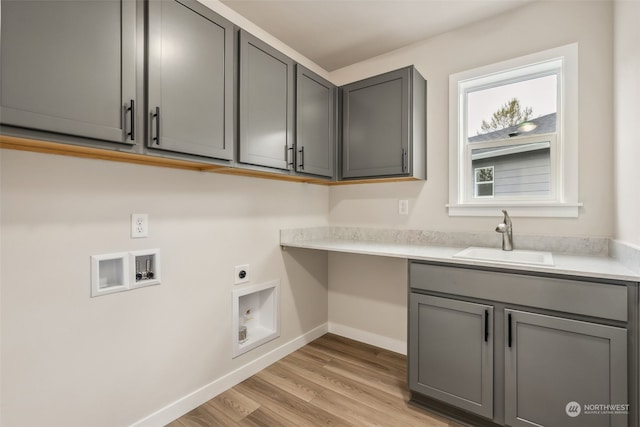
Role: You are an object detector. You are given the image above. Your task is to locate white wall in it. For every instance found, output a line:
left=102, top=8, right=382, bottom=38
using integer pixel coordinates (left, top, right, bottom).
left=329, top=0, right=614, bottom=238
left=327, top=0, right=616, bottom=350
left=0, top=150, right=329, bottom=426
left=614, top=0, right=640, bottom=247
left=0, top=1, right=334, bottom=424
left=0, top=0, right=328, bottom=421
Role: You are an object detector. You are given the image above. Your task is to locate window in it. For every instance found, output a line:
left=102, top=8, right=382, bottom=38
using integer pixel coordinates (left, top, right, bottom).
left=474, top=166, right=494, bottom=197
left=448, top=44, right=580, bottom=217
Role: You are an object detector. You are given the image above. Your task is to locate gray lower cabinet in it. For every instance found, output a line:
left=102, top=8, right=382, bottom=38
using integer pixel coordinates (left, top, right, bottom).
left=295, top=65, right=336, bottom=178
left=147, top=0, right=234, bottom=160
left=505, top=309, right=627, bottom=427
left=341, top=66, right=425, bottom=180
left=409, top=293, right=494, bottom=419
left=239, top=30, right=295, bottom=171
left=1, top=0, right=137, bottom=144
left=408, top=261, right=635, bottom=427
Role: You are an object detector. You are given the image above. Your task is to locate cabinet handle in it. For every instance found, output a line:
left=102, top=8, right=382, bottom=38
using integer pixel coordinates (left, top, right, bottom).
left=508, top=313, right=513, bottom=348
left=484, top=309, right=489, bottom=342
left=401, top=147, right=408, bottom=172
left=298, top=146, right=304, bottom=170
left=286, top=145, right=294, bottom=167
left=152, top=107, right=160, bottom=145
left=126, top=99, right=135, bottom=141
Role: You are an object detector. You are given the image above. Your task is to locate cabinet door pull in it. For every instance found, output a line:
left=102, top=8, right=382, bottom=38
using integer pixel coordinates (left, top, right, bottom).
left=298, top=146, right=304, bottom=170
left=401, top=147, right=408, bottom=172
left=508, top=312, right=513, bottom=348
left=126, top=99, right=135, bottom=141
left=484, top=309, right=489, bottom=342
left=286, top=145, right=294, bottom=167
left=152, top=107, right=160, bottom=145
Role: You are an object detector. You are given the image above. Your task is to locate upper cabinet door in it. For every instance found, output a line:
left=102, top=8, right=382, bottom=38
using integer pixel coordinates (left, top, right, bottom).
left=341, top=66, right=426, bottom=180
left=0, top=0, right=137, bottom=144
left=295, top=65, right=336, bottom=178
left=239, top=30, right=295, bottom=171
left=147, top=0, right=234, bottom=160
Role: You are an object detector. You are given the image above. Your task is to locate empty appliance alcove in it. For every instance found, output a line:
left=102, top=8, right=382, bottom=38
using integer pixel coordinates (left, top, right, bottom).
left=232, top=279, right=280, bottom=357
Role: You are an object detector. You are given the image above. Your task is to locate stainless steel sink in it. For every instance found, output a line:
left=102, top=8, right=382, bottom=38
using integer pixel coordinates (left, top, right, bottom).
left=453, top=247, right=554, bottom=267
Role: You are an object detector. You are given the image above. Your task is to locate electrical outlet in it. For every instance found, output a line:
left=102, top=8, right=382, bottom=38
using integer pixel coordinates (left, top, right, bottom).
left=235, top=264, right=250, bottom=285
left=131, top=214, right=148, bottom=238
left=398, top=200, right=409, bottom=215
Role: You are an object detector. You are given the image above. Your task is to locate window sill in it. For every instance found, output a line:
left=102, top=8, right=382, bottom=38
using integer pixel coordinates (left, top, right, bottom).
left=447, top=202, right=582, bottom=218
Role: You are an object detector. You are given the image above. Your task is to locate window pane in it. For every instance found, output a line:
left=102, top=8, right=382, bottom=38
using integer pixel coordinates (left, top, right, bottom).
left=472, top=144, right=551, bottom=198
left=476, top=182, right=493, bottom=197
left=467, top=74, right=557, bottom=142
left=475, top=166, right=493, bottom=183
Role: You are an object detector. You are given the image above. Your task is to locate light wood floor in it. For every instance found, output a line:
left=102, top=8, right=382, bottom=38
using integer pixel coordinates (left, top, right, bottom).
left=168, top=333, right=463, bottom=427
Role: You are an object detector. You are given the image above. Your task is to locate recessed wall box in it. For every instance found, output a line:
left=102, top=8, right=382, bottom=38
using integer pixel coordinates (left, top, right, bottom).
left=232, top=280, right=280, bottom=358
left=130, top=249, right=161, bottom=289
left=91, top=252, right=129, bottom=297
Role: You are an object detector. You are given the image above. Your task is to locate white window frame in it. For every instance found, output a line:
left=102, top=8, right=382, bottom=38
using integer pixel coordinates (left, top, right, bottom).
left=448, top=43, right=581, bottom=217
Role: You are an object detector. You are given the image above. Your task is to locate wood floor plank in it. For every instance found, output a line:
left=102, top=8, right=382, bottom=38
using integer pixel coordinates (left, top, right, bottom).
left=207, top=387, right=260, bottom=422
left=255, top=363, right=324, bottom=402
left=179, top=403, right=240, bottom=427
left=279, top=350, right=445, bottom=427
left=238, top=406, right=308, bottom=427
left=235, top=376, right=347, bottom=426
left=308, top=335, right=405, bottom=380
left=170, top=334, right=467, bottom=427
left=310, top=388, right=397, bottom=426
left=324, top=357, right=408, bottom=400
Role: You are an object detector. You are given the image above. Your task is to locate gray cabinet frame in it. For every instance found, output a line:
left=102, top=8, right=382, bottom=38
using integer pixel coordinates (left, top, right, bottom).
left=0, top=0, right=137, bottom=144
left=295, top=65, right=336, bottom=178
left=147, top=0, right=234, bottom=160
left=341, top=66, right=425, bottom=179
left=409, top=293, right=494, bottom=419
left=238, top=29, right=295, bottom=171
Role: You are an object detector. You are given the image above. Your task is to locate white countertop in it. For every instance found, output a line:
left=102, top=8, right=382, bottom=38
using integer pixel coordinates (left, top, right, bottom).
left=281, top=238, right=640, bottom=282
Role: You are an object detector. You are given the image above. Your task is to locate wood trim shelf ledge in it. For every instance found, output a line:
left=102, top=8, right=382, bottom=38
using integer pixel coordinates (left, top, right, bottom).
left=0, top=134, right=422, bottom=186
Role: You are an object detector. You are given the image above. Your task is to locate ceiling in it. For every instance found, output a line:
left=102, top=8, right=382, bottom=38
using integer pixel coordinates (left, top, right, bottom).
left=221, top=0, right=536, bottom=71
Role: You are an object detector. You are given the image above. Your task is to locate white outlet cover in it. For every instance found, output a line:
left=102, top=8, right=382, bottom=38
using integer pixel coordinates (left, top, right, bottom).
left=399, top=200, right=409, bottom=215
left=131, top=213, right=148, bottom=238
left=235, top=264, right=250, bottom=285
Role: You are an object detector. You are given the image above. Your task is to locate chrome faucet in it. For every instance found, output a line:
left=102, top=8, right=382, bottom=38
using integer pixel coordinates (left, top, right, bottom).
left=495, top=209, right=513, bottom=251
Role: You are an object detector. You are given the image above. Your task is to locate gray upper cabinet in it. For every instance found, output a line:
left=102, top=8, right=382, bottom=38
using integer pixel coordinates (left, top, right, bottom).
left=409, top=293, right=494, bottom=419
left=295, top=65, right=336, bottom=179
left=147, top=0, right=234, bottom=160
left=505, top=309, right=627, bottom=427
left=0, top=0, right=137, bottom=144
left=341, top=66, right=425, bottom=180
left=239, top=30, right=295, bottom=171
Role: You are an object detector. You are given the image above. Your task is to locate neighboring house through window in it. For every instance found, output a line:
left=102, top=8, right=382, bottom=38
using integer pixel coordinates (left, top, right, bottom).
left=448, top=44, right=580, bottom=217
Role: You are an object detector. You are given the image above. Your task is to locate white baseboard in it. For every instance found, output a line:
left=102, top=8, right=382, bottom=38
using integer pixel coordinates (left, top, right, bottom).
left=328, top=322, right=407, bottom=355
left=130, top=323, right=328, bottom=427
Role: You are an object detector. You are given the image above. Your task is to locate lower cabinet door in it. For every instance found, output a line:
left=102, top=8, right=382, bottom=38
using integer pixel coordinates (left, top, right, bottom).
left=504, top=309, right=628, bottom=427
left=409, top=293, right=494, bottom=419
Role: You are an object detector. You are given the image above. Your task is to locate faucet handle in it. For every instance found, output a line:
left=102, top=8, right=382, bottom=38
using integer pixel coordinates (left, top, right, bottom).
left=502, top=209, right=512, bottom=225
